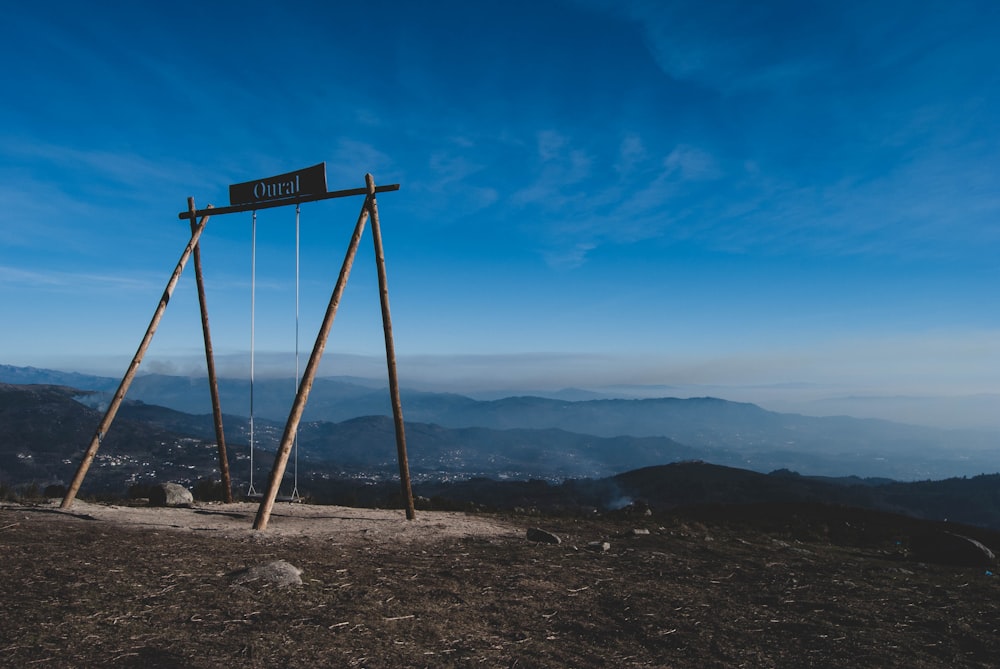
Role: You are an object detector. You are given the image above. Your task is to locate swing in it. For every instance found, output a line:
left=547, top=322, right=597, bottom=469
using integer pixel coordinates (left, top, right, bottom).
left=60, top=166, right=414, bottom=530
left=246, top=205, right=302, bottom=502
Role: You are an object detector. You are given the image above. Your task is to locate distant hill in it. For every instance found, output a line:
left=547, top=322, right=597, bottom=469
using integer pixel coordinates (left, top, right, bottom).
left=296, top=415, right=725, bottom=479
left=0, top=382, right=741, bottom=489
left=6, top=382, right=1000, bottom=530
left=3, top=364, right=1000, bottom=480
left=0, top=383, right=222, bottom=492
left=413, top=461, right=1000, bottom=531
left=614, top=462, right=1000, bottom=530
left=0, top=365, right=119, bottom=392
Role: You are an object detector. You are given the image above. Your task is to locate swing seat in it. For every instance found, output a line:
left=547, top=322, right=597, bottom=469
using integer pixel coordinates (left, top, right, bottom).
left=245, top=492, right=301, bottom=503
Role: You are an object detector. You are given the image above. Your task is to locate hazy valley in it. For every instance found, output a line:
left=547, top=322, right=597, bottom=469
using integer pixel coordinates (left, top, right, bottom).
left=3, top=364, right=1000, bottom=531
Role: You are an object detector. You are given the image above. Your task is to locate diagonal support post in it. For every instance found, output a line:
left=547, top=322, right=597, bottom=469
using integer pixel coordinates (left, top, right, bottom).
left=252, top=180, right=373, bottom=530
left=61, top=207, right=213, bottom=509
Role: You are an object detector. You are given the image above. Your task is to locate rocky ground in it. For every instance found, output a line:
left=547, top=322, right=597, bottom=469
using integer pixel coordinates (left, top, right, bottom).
left=2, top=499, right=999, bottom=668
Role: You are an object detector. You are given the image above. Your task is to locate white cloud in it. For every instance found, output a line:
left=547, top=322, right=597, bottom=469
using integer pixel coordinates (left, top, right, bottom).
left=427, top=152, right=485, bottom=185
left=0, top=264, right=155, bottom=292
left=615, top=134, right=646, bottom=176
left=509, top=134, right=594, bottom=208
left=537, top=130, right=568, bottom=162
left=403, top=142, right=500, bottom=220
left=326, top=139, right=394, bottom=184
left=663, top=145, right=720, bottom=181
left=541, top=241, right=597, bottom=270
left=577, top=0, right=839, bottom=94
left=1, top=138, right=213, bottom=196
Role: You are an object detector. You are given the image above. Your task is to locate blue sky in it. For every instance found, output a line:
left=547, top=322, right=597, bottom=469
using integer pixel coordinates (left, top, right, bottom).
left=2, top=1, right=998, bottom=426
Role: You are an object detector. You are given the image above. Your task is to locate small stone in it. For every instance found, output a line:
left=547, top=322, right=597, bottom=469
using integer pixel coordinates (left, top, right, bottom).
left=587, top=541, right=611, bottom=552
left=630, top=528, right=650, bottom=536
left=526, top=527, right=561, bottom=544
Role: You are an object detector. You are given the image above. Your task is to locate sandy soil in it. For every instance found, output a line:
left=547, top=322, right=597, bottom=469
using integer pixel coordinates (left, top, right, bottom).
left=29, top=498, right=521, bottom=545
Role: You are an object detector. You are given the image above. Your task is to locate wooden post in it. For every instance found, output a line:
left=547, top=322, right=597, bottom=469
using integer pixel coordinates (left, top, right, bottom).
left=253, top=191, right=372, bottom=530
left=367, top=174, right=416, bottom=520
left=188, top=198, right=234, bottom=503
left=61, top=207, right=213, bottom=509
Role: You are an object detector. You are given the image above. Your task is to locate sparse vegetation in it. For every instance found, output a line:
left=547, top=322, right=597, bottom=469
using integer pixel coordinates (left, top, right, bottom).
left=2, top=501, right=999, bottom=667
left=0, top=481, right=44, bottom=503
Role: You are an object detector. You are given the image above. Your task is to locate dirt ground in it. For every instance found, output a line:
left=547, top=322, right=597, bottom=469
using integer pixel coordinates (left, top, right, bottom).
left=2, top=499, right=1000, bottom=668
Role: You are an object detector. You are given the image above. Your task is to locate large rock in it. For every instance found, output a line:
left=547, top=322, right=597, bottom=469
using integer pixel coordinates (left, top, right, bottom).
left=148, top=482, right=194, bottom=508
left=229, top=560, right=303, bottom=588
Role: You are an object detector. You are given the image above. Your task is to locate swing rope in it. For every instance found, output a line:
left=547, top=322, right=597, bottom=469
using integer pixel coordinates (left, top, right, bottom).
left=246, top=205, right=302, bottom=501
left=247, top=209, right=258, bottom=497
left=291, top=203, right=301, bottom=500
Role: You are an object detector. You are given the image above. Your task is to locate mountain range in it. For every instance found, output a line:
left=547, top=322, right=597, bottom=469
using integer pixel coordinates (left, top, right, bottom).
left=5, top=380, right=1000, bottom=532
left=2, top=364, right=997, bottom=481
left=5, top=365, right=1000, bottom=530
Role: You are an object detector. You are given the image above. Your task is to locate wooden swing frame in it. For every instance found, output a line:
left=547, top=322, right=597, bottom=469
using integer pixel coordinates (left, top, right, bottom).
left=60, top=169, right=415, bottom=531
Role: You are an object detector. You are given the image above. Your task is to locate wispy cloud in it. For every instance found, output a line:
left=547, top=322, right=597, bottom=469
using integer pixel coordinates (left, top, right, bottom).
left=399, top=137, right=502, bottom=222
left=325, top=139, right=396, bottom=184
left=559, top=0, right=1000, bottom=263
left=615, top=134, right=646, bottom=177
left=1, top=137, right=215, bottom=197
left=504, top=132, right=726, bottom=265
left=541, top=242, right=598, bottom=270
left=581, top=1, right=842, bottom=94
left=0, top=264, right=156, bottom=293
left=510, top=130, right=593, bottom=209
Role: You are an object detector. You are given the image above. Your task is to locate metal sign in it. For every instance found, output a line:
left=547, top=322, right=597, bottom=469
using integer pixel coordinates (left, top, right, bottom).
left=229, top=163, right=328, bottom=206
